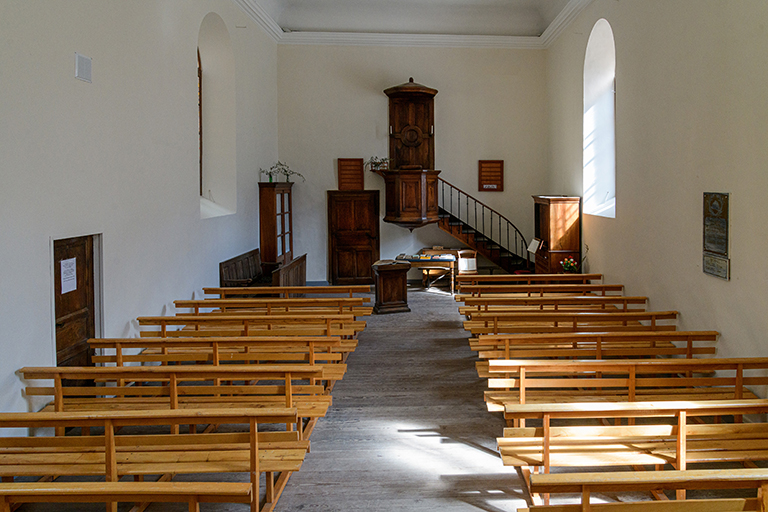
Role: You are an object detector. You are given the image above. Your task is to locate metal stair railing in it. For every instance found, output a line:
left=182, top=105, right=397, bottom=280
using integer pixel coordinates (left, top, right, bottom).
left=437, top=177, right=530, bottom=267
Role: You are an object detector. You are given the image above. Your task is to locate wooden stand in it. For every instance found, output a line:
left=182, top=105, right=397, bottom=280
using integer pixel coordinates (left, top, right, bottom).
left=373, top=261, right=411, bottom=314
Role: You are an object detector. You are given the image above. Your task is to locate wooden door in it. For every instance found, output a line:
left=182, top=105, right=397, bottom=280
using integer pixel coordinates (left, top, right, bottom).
left=328, top=191, right=380, bottom=285
left=53, top=236, right=95, bottom=369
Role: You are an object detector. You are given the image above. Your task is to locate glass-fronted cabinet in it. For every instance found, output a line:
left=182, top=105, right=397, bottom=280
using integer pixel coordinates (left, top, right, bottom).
left=259, top=182, right=293, bottom=268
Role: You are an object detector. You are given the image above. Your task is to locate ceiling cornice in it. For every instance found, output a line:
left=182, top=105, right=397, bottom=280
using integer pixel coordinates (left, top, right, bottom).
left=233, top=0, right=593, bottom=50
left=230, top=0, right=283, bottom=40
left=279, top=32, right=545, bottom=49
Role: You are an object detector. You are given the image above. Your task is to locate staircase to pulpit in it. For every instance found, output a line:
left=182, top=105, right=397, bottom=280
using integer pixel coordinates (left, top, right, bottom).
left=437, top=178, right=531, bottom=274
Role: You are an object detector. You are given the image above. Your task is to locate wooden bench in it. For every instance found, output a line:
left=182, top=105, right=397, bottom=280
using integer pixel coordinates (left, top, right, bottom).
left=471, top=331, right=719, bottom=378
left=20, top=364, right=333, bottom=439
left=0, top=408, right=301, bottom=512
left=220, top=248, right=272, bottom=287
left=272, top=253, right=307, bottom=287
left=137, top=313, right=366, bottom=338
left=204, top=285, right=372, bottom=299
left=485, top=357, right=768, bottom=416
left=457, top=273, right=604, bottom=287
left=89, top=336, right=349, bottom=391
left=458, top=296, right=648, bottom=315
left=497, top=398, right=768, bottom=499
left=456, top=283, right=624, bottom=300
left=174, top=297, right=372, bottom=316
left=90, top=336, right=350, bottom=367
left=525, top=468, right=768, bottom=512
left=464, top=310, right=678, bottom=335
left=0, top=481, right=252, bottom=512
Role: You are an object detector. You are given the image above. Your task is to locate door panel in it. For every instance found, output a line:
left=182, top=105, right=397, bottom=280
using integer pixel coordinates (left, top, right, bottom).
left=54, top=236, right=95, bottom=369
left=328, top=191, right=380, bottom=285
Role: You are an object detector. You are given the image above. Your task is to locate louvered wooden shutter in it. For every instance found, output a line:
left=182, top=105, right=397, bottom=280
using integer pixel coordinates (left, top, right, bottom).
left=338, top=158, right=365, bottom=191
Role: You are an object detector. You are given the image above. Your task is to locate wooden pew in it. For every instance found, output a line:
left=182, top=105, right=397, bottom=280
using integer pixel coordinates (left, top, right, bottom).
left=464, top=310, right=678, bottom=335
left=0, top=481, right=252, bottom=512
left=485, top=357, right=768, bottom=415
left=471, top=331, right=718, bottom=378
left=525, top=468, right=768, bottom=512
left=458, top=296, right=648, bottom=315
left=497, top=399, right=768, bottom=502
left=137, top=313, right=366, bottom=338
left=20, top=364, right=333, bottom=439
left=457, top=273, right=603, bottom=287
left=89, top=336, right=349, bottom=391
left=174, top=297, right=372, bottom=316
left=0, top=408, right=301, bottom=512
left=90, top=336, right=348, bottom=367
left=203, top=285, right=372, bottom=299
left=456, top=283, right=624, bottom=300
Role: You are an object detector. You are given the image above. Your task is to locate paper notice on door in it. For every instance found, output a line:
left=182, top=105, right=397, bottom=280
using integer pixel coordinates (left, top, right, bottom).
left=61, top=258, right=77, bottom=294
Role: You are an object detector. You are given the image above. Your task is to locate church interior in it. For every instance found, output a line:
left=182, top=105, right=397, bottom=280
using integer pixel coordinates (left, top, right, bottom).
left=2, top=0, right=768, bottom=510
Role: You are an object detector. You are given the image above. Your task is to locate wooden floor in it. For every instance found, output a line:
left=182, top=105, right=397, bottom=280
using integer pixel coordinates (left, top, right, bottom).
left=274, top=287, right=525, bottom=511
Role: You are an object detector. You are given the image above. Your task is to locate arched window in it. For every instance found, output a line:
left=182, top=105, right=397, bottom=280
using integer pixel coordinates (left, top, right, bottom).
left=583, top=19, right=616, bottom=218
left=198, top=12, right=236, bottom=218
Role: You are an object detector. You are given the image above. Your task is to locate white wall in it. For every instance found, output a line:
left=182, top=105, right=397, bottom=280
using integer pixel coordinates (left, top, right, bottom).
left=276, top=45, right=549, bottom=281
left=0, top=0, right=278, bottom=412
left=547, top=0, right=768, bottom=358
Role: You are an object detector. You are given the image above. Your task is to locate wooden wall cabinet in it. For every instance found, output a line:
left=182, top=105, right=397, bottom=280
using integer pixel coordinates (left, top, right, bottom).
left=381, top=78, right=440, bottom=230
left=532, top=195, right=581, bottom=274
left=259, top=182, right=293, bottom=270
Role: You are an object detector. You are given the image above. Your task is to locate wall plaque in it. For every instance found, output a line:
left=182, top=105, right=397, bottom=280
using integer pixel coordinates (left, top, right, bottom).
left=703, top=192, right=729, bottom=280
left=478, top=160, right=504, bottom=192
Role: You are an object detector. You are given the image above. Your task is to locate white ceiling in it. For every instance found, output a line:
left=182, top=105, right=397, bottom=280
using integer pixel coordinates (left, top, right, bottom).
left=234, top=0, right=594, bottom=48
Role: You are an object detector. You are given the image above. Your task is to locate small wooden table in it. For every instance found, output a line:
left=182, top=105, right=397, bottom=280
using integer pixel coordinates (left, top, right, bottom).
left=406, top=259, right=455, bottom=294
left=372, top=261, right=411, bottom=314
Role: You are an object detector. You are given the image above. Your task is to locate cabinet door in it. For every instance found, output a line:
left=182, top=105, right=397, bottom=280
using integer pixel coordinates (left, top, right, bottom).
left=389, top=97, right=434, bottom=170
left=328, top=191, right=380, bottom=285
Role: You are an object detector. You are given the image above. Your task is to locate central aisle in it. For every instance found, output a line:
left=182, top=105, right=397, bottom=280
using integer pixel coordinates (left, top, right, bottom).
left=277, top=288, right=527, bottom=511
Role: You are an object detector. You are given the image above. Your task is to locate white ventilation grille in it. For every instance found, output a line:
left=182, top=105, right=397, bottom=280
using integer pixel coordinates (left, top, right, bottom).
left=75, top=53, right=92, bottom=83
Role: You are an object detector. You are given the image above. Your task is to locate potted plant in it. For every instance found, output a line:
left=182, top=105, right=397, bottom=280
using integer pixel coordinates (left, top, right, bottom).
left=365, top=156, right=389, bottom=173
left=260, top=161, right=305, bottom=183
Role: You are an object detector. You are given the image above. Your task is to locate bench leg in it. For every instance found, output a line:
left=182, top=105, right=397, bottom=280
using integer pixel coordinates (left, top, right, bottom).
left=188, top=498, right=200, bottom=512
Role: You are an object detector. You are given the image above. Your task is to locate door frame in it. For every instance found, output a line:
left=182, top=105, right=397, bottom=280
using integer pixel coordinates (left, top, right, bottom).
left=49, top=234, right=104, bottom=365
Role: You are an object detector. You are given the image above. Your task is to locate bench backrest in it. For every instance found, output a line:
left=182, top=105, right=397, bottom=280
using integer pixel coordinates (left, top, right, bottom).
left=21, top=365, right=328, bottom=412
left=473, top=330, right=718, bottom=360
left=219, top=248, right=263, bottom=287
left=204, top=285, right=371, bottom=299
left=465, top=310, right=678, bottom=334
left=487, top=357, right=768, bottom=402
left=89, top=336, right=344, bottom=366
left=457, top=283, right=624, bottom=298
left=456, top=273, right=603, bottom=287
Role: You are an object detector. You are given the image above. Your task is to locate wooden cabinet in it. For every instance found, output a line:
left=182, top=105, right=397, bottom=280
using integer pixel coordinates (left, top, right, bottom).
left=532, top=196, right=581, bottom=274
left=259, top=182, right=293, bottom=270
left=381, top=78, right=441, bottom=230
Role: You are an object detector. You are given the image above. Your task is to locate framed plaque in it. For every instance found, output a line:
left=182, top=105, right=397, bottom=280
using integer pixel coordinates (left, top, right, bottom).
left=703, top=192, right=729, bottom=280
